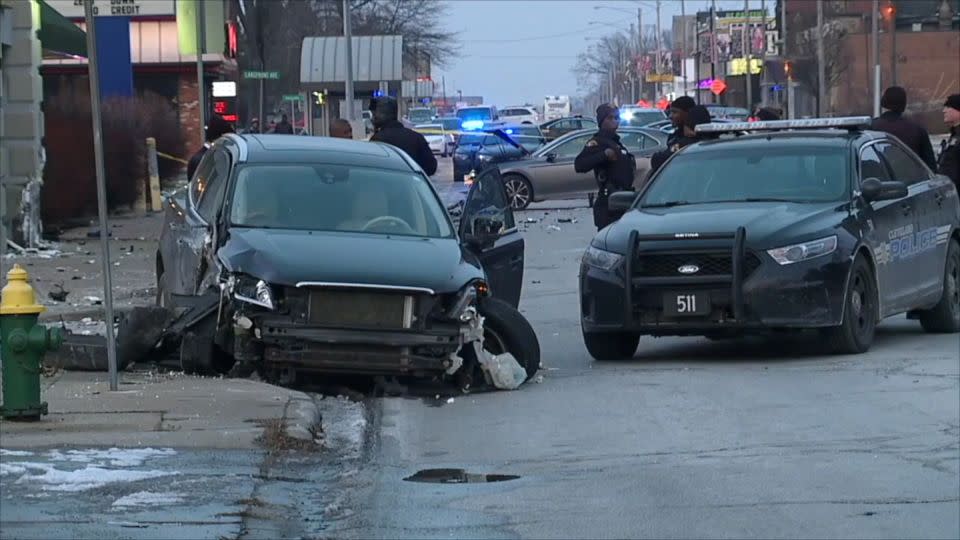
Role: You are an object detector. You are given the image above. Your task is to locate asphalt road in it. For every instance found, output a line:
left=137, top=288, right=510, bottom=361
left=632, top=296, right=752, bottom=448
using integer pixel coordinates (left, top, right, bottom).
left=323, top=202, right=960, bottom=539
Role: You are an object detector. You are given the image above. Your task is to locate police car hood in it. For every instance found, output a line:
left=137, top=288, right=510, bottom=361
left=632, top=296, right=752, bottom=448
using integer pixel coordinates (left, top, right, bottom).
left=599, top=201, right=842, bottom=253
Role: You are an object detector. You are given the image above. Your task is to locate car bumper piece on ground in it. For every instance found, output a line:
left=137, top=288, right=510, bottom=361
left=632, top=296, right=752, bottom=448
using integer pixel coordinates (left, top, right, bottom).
left=580, top=229, right=850, bottom=335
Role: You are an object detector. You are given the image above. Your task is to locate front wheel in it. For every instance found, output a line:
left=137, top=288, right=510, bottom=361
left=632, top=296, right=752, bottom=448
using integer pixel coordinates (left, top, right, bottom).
left=821, top=255, right=877, bottom=354
left=918, top=239, right=960, bottom=333
left=477, top=297, right=541, bottom=381
left=583, top=331, right=640, bottom=361
left=503, top=174, right=533, bottom=210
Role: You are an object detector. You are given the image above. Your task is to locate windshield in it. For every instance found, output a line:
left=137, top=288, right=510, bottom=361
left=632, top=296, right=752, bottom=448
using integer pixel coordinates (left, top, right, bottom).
left=457, top=107, right=493, bottom=120
left=229, top=164, right=454, bottom=238
left=457, top=133, right=493, bottom=146
left=408, top=109, right=434, bottom=122
left=439, top=117, right=460, bottom=130
left=623, top=110, right=667, bottom=126
left=640, top=145, right=850, bottom=206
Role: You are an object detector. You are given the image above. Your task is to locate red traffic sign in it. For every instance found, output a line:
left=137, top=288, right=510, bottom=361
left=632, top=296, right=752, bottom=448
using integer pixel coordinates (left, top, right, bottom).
left=710, top=79, right=728, bottom=95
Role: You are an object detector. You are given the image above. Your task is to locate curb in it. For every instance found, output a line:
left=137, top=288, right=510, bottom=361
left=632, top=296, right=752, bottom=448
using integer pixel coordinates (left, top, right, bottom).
left=283, top=394, right=322, bottom=442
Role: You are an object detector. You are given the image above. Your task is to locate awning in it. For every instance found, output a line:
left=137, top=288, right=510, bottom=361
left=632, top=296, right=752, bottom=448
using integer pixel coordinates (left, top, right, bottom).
left=37, top=0, right=87, bottom=57
left=300, top=35, right=403, bottom=88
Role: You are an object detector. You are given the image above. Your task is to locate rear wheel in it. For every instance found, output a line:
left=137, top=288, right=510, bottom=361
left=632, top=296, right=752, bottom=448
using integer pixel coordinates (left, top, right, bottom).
left=918, top=239, right=960, bottom=333
left=503, top=174, right=533, bottom=210
left=583, top=331, right=640, bottom=361
left=822, top=256, right=877, bottom=354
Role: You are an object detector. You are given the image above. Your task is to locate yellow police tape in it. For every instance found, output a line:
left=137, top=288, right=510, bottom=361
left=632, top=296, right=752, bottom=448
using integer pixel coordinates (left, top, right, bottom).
left=156, top=151, right=188, bottom=165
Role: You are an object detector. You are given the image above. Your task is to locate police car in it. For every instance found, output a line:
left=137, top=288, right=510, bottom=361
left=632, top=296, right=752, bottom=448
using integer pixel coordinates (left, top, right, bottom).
left=579, top=117, right=960, bottom=360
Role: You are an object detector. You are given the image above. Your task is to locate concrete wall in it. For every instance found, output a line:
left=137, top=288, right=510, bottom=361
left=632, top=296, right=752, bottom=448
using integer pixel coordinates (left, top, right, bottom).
left=0, top=0, right=43, bottom=245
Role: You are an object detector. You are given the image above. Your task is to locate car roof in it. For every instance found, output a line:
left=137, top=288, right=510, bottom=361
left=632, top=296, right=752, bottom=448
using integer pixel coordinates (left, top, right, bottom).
left=226, top=134, right=416, bottom=172
left=680, top=130, right=873, bottom=154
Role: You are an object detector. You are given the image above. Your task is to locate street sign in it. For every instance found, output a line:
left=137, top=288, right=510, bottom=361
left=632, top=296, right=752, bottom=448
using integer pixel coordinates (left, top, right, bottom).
left=243, top=71, right=280, bottom=80
left=647, top=73, right=673, bottom=83
left=710, top=79, right=728, bottom=95
left=282, top=94, right=303, bottom=101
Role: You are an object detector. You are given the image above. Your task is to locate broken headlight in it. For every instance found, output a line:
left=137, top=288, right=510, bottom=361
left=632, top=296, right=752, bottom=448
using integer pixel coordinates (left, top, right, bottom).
left=583, top=245, right=623, bottom=271
left=447, top=280, right=489, bottom=321
left=232, top=275, right=276, bottom=310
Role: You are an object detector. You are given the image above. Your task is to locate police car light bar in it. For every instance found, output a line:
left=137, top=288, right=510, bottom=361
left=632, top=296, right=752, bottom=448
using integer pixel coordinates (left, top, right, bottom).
left=695, top=116, right=873, bottom=134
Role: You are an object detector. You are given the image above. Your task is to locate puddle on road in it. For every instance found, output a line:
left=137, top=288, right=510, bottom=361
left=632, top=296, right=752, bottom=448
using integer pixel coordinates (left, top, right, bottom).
left=404, top=468, right=520, bottom=484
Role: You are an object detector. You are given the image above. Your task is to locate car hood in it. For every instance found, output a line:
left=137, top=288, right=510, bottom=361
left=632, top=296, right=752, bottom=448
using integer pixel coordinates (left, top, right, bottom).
left=599, top=201, right=846, bottom=253
left=219, top=228, right=482, bottom=293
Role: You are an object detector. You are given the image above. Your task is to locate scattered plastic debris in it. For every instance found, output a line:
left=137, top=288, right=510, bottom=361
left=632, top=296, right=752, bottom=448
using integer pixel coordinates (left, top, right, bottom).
left=83, top=296, right=103, bottom=305
left=558, top=217, right=576, bottom=223
left=547, top=225, right=562, bottom=232
left=48, top=284, right=69, bottom=302
left=446, top=397, right=455, bottom=404
left=524, top=217, right=539, bottom=223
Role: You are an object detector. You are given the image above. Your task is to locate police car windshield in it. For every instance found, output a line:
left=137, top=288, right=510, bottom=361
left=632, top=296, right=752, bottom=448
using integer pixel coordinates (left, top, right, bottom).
left=641, top=145, right=850, bottom=207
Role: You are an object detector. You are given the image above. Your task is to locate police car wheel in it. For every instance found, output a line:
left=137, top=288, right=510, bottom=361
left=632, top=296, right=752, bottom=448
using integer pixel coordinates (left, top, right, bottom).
left=477, top=297, right=541, bottom=381
left=919, top=239, right=960, bottom=333
left=822, top=256, right=877, bottom=354
left=582, top=331, right=640, bottom=361
left=503, top=174, right=533, bottom=210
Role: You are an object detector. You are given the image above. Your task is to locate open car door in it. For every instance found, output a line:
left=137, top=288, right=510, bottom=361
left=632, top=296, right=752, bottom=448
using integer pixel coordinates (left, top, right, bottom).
left=460, top=167, right=525, bottom=308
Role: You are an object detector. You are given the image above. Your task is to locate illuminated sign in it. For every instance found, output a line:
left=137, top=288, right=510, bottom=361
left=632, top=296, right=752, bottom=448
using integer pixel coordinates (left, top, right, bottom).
left=212, top=81, right=236, bottom=98
left=213, top=99, right=237, bottom=122
left=729, top=58, right=763, bottom=75
left=51, top=0, right=176, bottom=18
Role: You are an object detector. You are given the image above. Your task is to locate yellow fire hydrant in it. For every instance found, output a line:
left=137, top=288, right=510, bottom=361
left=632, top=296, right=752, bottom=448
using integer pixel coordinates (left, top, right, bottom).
left=1, top=264, right=62, bottom=421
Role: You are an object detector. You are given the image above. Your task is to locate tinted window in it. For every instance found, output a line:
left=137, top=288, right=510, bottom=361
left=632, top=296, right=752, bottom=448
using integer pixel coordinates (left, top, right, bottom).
left=619, top=132, right=659, bottom=152
left=458, top=134, right=486, bottom=146
left=642, top=146, right=850, bottom=205
left=197, top=150, right=229, bottom=222
left=440, top=118, right=460, bottom=130
left=190, top=151, right=215, bottom=210
left=876, top=141, right=930, bottom=184
left=229, top=164, right=453, bottom=238
left=462, top=169, right=515, bottom=235
left=580, top=118, right=598, bottom=128
left=457, top=107, right=494, bottom=121
left=860, top=145, right=892, bottom=182
left=549, top=134, right=592, bottom=158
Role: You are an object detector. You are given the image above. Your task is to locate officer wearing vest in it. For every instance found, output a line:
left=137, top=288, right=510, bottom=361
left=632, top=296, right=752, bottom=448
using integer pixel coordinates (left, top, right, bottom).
left=575, top=103, right=637, bottom=230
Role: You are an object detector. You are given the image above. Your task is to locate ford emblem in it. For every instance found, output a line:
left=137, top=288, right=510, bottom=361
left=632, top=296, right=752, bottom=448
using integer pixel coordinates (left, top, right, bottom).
left=678, top=264, right=700, bottom=274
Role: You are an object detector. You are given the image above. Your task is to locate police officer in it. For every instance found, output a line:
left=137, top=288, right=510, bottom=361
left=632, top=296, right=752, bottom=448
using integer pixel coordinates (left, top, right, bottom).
left=938, top=94, right=960, bottom=187
left=574, top=103, right=637, bottom=230
left=649, top=97, right=700, bottom=175
left=368, top=97, right=438, bottom=175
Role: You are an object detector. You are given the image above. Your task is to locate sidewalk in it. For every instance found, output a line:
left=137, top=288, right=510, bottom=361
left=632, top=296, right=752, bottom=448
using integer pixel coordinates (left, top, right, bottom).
left=0, top=369, right=321, bottom=449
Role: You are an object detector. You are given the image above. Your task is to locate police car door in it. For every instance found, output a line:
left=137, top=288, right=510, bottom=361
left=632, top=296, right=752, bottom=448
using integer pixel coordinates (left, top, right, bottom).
left=460, top=167, right=525, bottom=307
left=875, top=139, right=948, bottom=305
left=858, top=143, right=916, bottom=314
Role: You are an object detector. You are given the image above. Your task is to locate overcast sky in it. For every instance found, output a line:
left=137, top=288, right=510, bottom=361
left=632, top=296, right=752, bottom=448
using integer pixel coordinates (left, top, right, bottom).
left=436, top=0, right=774, bottom=106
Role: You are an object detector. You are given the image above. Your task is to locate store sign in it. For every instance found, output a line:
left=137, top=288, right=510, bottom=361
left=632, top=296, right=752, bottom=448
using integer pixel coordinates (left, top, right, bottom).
left=729, top=58, right=763, bottom=76
left=51, top=0, right=177, bottom=19
left=212, top=81, right=236, bottom=98
left=213, top=99, right=237, bottom=123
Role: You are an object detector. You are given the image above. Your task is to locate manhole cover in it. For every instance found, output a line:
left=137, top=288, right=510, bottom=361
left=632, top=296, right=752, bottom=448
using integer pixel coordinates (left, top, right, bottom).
left=403, top=468, right=519, bottom=484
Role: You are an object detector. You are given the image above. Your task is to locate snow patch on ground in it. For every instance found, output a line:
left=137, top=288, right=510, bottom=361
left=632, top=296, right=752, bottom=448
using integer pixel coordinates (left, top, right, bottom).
left=15, top=463, right=177, bottom=492
left=0, top=463, right=28, bottom=476
left=45, top=447, right=176, bottom=467
left=0, top=449, right=34, bottom=457
left=112, top=491, right=184, bottom=508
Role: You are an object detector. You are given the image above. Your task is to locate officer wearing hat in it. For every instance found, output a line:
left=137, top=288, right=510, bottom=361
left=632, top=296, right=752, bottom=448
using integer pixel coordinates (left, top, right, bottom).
left=574, top=103, right=637, bottom=230
left=938, top=94, right=960, bottom=187
left=368, top=96, right=437, bottom=175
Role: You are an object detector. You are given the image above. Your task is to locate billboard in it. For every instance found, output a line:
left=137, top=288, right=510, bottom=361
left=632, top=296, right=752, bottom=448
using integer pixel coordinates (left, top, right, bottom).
left=47, top=0, right=176, bottom=19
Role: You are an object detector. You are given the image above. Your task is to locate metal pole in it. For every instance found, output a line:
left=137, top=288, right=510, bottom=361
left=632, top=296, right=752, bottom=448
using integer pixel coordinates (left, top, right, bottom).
left=760, top=0, right=767, bottom=106
left=816, top=0, right=826, bottom=116
left=710, top=0, right=717, bottom=104
left=783, top=0, right=790, bottom=117
left=343, top=0, right=355, bottom=121
left=872, top=0, right=880, bottom=116
left=637, top=8, right=643, bottom=101
left=890, top=3, right=897, bottom=86
left=681, top=0, right=687, bottom=96
left=745, top=0, right=753, bottom=111
left=195, top=0, right=205, bottom=145
left=83, top=0, right=118, bottom=391
left=655, top=0, right=662, bottom=99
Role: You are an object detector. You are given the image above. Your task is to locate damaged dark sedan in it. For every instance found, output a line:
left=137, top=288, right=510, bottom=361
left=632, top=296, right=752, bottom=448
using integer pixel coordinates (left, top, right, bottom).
left=156, top=134, right=539, bottom=390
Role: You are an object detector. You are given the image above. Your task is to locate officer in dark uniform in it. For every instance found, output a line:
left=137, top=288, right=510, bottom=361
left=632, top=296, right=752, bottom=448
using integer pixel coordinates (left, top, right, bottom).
left=368, top=97, right=438, bottom=175
left=938, top=94, right=960, bottom=188
left=574, top=103, right=637, bottom=230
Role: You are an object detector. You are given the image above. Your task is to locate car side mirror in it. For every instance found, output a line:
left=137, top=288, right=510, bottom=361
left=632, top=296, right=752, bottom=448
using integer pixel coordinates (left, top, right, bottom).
left=463, top=215, right=502, bottom=250
left=545, top=152, right=557, bottom=163
left=608, top=191, right=638, bottom=213
left=861, top=178, right=908, bottom=202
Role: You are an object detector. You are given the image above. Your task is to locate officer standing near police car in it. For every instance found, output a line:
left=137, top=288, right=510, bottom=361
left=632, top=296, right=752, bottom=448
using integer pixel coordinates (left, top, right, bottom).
left=575, top=103, right=637, bottom=230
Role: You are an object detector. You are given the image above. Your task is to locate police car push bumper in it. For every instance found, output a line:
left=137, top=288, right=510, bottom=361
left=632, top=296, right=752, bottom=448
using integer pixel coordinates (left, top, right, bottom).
left=580, top=228, right=853, bottom=334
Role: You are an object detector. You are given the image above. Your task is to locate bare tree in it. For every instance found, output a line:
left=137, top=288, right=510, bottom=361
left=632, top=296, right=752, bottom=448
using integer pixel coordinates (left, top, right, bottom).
left=788, top=9, right=852, bottom=114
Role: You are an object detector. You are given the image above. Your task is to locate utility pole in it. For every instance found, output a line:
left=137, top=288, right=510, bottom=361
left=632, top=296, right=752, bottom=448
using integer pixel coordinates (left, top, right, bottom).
left=637, top=7, right=643, bottom=101
left=655, top=0, right=662, bottom=99
left=745, top=0, right=752, bottom=111
left=195, top=0, right=206, bottom=146
left=761, top=0, right=767, bottom=106
left=872, top=0, right=880, bottom=116
left=710, top=0, right=717, bottom=104
left=681, top=0, right=687, bottom=96
left=816, top=0, right=826, bottom=117
left=889, top=1, right=897, bottom=86
left=343, top=0, right=355, bottom=121
left=784, top=0, right=795, bottom=119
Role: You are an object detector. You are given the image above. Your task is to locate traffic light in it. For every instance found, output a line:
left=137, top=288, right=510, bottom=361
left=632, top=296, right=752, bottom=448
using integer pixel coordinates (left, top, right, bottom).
left=784, top=61, right=792, bottom=81
left=883, top=1, right=896, bottom=20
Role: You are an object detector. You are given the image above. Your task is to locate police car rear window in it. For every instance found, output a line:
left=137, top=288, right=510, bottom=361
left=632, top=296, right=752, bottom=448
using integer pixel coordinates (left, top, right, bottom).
left=642, top=146, right=850, bottom=205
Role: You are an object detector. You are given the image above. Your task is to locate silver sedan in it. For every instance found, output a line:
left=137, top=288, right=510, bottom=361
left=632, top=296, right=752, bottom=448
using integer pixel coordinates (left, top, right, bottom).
left=496, top=127, right=667, bottom=209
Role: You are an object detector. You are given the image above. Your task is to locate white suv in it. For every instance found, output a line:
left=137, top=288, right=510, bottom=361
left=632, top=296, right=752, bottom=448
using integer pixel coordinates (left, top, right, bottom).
left=499, top=106, right=539, bottom=125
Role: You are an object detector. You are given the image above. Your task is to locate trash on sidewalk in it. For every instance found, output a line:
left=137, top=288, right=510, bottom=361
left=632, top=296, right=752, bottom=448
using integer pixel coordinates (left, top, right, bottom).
left=546, top=225, right=562, bottom=232
left=48, top=284, right=69, bottom=302
left=557, top=217, right=577, bottom=224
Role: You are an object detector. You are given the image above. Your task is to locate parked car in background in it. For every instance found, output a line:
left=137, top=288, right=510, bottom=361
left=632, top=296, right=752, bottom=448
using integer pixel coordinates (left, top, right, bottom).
left=705, top=105, right=751, bottom=121
left=539, top=116, right=597, bottom=142
left=415, top=123, right=456, bottom=157
left=619, top=107, right=668, bottom=127
left=496, top=127, right=667, bottom=209
left=456, top=106, right=499, bottom=130
left=407, top=107, right=436, bottom=124
left=500, top=106, right=540, bottom=124
left=452, top=126, right=533, bottom=183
